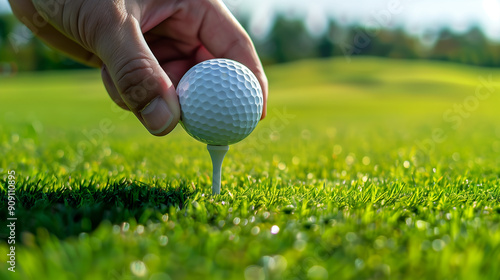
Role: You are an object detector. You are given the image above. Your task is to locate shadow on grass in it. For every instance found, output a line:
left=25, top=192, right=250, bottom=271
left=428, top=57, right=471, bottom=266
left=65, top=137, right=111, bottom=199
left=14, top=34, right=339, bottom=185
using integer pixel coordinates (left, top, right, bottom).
left=0, top=177, right=196, bottom=242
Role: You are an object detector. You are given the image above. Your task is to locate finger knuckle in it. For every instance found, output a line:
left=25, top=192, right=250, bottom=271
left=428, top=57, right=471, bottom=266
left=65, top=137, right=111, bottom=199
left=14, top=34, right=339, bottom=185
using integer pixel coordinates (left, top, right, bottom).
left=115, top=58, right=159, bottom=110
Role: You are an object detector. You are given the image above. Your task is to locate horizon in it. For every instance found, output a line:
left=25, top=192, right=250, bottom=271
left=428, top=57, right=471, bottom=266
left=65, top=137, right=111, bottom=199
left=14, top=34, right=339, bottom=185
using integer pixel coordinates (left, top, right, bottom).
left=230, top=0, right=500, bottom=42
left=1, top=0, right=499, bottom=41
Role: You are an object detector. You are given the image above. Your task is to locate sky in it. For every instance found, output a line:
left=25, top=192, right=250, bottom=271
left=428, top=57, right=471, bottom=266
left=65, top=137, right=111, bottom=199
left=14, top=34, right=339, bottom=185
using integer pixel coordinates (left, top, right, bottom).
left=2, top=0, right=500, bottom=40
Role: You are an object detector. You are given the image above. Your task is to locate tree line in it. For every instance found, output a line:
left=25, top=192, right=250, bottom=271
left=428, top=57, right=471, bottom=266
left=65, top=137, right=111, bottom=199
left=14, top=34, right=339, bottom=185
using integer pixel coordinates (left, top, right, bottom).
left=1, top=12, right=500, bottom=73
left=254, top=15, right=500, bottom=67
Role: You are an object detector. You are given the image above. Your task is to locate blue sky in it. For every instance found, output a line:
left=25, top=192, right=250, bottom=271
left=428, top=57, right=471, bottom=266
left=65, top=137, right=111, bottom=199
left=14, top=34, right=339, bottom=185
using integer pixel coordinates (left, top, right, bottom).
left=2, top=0, right=499, bottom=40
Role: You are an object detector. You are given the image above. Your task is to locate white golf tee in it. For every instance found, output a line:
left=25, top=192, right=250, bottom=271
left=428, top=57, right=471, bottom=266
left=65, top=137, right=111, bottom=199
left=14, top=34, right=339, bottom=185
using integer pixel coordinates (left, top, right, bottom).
left=207, top=145, right=229, bottom=195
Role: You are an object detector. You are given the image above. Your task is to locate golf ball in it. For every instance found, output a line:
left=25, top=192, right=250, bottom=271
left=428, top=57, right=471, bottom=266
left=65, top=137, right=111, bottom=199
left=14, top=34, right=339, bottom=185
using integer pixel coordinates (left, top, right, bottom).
left=177, top=59, right=263, bottom=145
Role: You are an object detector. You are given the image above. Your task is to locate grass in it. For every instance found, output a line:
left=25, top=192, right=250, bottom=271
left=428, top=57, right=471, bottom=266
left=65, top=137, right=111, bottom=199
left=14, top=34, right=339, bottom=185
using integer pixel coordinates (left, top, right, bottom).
left=0, top=56, right=500, bottom=280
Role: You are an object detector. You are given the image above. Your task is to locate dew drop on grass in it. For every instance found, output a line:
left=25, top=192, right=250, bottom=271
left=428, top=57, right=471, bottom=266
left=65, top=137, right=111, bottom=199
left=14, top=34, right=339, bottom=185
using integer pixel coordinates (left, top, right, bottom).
left=233, top=218, right=241, bottom=225
left=346, top=232, right=358, bottom=243
left=251, top=226, right=260, bottom=235
left=432, top=239, right=446, bottom=251
left=403, top=161, right=410, bottom=168
left=122, top=222, right=130, bottom=232
left=272, top=255, right=288, bottom=272
left=278, top=162, right=286, bottom=170
left=130, top=261, right=147, bottom=277
left=345, top=154, right=355, bottom=165
left=362, top=156, right=370, bottom=165
left=159, top=235, right=168, bottom=246
left=355, top=258, right=364, bottom=270
left=271, top=225, right=280, bottom=234
left=261, top=256, right=276, bottom=270
left=307, top=265, right=328, bottom=280
left=136, top=225, right=144, bottom=235
left=416, top=220, right=427, bottom=230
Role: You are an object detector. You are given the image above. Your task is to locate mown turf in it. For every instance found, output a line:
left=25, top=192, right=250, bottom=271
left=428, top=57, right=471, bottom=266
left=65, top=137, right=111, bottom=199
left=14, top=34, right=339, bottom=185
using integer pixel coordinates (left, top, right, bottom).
left=1, top=57, right=500, bottom=280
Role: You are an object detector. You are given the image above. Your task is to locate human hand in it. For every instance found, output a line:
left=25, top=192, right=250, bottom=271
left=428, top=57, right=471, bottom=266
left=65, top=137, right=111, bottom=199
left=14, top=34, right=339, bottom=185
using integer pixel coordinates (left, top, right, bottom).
left=9, top=0, right=268, bottom=135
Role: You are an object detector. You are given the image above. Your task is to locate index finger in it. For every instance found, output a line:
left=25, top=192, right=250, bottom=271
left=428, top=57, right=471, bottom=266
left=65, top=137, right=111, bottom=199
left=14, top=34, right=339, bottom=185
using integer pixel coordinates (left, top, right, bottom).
left=198, top=1, right=268, bottom=119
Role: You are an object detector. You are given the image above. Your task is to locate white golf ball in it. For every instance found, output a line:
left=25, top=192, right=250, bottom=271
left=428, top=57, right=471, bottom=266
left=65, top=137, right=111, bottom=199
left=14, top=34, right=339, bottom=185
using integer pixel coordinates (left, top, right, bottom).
left=176, top=59, right=263, bottom=145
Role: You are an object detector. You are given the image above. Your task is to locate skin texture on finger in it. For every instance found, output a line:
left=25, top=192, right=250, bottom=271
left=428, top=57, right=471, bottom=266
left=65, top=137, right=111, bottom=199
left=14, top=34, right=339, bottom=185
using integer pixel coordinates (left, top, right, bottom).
left=142, top=2, right=209, bottom=74
left=98, top=18, right=181, bottom=136
left=8, top=0, right=102, bottom=67
left=160, top=46, right=215, bottom=86
left=147, top=35, right=215, bottom=86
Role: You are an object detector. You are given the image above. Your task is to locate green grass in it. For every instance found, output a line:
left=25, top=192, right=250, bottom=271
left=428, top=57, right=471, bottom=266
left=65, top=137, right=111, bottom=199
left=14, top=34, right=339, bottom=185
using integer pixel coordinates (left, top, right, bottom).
left=1, top=57, right=500, bottom=280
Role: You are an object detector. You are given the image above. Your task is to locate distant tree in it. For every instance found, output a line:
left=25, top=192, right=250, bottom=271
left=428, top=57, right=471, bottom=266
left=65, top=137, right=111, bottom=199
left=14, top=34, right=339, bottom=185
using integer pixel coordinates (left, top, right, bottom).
left=266, top=14, right=317, bottom=63
left=3, top=10, right=500, bottom=70
left=431, top=28, right=462, bottom=63
left=0, top=14, right=16, bottom=43
left=384, top=29, right=419, bottom=59
left=460, top=26, right=489, bottom=66
left=316, top=20, right=338, bottom=58
left=0, top=14, right=18, bottom=62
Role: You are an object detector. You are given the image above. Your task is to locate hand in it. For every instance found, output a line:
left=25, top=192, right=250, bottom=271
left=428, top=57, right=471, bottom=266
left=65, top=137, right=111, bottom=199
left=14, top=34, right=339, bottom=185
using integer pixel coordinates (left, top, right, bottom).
left=9, top=0, right=268, bottom=136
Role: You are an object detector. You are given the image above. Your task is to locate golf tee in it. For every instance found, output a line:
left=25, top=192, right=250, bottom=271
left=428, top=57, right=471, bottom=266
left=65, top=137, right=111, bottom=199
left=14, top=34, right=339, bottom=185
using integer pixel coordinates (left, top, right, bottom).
left=207, top=145, right=229, bottom=195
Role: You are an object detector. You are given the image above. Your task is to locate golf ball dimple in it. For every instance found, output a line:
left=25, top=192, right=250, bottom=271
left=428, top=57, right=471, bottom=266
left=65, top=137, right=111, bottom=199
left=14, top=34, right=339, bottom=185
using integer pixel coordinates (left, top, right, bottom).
left=177, top=59, right=263, bottom=145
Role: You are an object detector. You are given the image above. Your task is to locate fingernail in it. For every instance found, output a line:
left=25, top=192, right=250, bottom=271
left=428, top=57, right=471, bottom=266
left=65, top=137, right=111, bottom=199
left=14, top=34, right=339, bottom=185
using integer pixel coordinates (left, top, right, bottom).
left=140, top=97, right=173, bottom=135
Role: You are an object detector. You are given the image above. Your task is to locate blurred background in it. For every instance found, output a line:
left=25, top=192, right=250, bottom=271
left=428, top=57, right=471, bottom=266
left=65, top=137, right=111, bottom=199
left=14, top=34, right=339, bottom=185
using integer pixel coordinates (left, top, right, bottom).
left=1, top=0, right=500, bottom=74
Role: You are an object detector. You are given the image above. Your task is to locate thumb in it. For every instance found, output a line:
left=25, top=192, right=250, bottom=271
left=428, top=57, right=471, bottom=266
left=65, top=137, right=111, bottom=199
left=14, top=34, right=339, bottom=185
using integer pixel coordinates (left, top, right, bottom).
left=97, top=18, right=180, bottom=136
